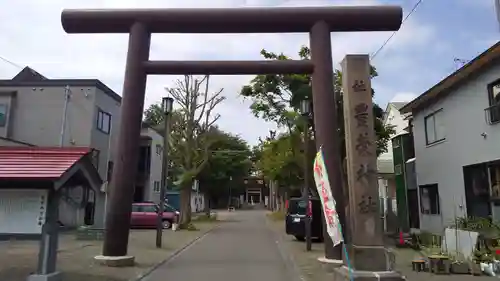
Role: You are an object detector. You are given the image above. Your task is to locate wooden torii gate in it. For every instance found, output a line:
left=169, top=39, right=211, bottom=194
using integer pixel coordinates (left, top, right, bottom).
left=61, top=6, right=402, bottom=266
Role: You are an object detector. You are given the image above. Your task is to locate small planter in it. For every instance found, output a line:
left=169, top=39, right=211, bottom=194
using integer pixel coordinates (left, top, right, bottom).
left=450, top=262, right=469, bottom=274
left=470, top=262, right=482, bottom=276
left=428, top=255, right=451, bottom=274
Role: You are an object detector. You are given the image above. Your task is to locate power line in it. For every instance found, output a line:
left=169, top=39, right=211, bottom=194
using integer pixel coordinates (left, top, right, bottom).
left=371, top=0, right=424, bottom=60
left=0, top=55, right=23, bottom=69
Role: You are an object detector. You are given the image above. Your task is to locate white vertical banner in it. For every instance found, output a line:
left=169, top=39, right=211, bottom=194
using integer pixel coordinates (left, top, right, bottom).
left=313, top=148, right=343, bottom=246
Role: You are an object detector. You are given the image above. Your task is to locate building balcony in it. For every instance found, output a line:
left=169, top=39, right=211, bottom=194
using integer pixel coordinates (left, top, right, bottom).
left=485, top=103, right=500, bottom=125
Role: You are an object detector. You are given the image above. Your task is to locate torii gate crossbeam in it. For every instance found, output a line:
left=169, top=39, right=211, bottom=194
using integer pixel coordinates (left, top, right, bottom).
left=61, top=6, right=402, bottom=263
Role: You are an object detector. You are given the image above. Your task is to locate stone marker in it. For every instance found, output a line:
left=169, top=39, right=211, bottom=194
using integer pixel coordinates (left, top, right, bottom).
left=333, top=54, right=404, bottom=281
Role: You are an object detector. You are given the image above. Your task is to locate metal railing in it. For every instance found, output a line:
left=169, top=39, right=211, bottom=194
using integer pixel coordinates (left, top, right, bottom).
left=485, top=102, right=500, bottom=125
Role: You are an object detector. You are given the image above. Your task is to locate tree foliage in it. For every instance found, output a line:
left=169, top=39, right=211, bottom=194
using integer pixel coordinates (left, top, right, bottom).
left=143, top=103, right=164, bottom=127
left=255, top=130, right=304, bottom=189
left=197, top=128, right=252, bottom=208
left=241, top=47, right=394, bottom=192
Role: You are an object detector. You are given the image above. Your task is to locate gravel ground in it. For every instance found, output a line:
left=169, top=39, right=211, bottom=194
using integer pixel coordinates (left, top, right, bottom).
left=267, top=218, right=495, bottom=281
left=0, top=222, right=218, bottom=281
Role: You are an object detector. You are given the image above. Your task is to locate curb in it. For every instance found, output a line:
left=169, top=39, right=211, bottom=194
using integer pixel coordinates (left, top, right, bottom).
left=265, top=217, right=307, bottom=281
left=131, top=224, right=220, bottom=281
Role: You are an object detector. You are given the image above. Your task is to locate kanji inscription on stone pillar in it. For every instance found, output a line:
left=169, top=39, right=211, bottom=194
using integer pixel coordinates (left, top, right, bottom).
left=339, top=55, right=398, bottom=277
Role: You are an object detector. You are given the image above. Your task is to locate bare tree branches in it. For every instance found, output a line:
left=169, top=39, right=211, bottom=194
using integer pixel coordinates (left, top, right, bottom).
left=165, top=75, right=225, bottom=184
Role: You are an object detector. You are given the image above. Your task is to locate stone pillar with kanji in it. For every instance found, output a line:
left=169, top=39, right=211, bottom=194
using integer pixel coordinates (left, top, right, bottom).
left=333, top=54, right=404, bottom=281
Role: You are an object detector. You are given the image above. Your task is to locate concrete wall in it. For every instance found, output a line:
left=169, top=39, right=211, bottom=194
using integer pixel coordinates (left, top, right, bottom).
left=0, top=86, right=94, bottom=146
left=412, top=60, right=500, bottom=233
left=90, top=87, right=121, bottom=227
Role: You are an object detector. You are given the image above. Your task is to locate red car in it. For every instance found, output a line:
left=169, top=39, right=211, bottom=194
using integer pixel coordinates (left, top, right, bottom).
left=130, top=202, right=179, bottom=229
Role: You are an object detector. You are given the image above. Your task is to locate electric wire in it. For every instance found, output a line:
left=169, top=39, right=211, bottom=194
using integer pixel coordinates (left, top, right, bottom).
left=371, top=0, right=424, bottom=59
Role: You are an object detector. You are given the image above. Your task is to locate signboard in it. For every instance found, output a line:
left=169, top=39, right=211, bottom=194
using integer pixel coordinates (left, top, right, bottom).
left=0, top=189, right=48, bottom=234
left=313, top=148, right=343, bottom=246
left=192, top=179, right=199, bottom=192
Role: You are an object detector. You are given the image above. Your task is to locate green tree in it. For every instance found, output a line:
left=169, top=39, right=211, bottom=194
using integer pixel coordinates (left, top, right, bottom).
left=240, top=46, right=394, bottom=158
left=197, top=127, right=252, bottom=213
left=256, top=131, right=303, bottom=188
left=143, top=103, right=164, bottom=126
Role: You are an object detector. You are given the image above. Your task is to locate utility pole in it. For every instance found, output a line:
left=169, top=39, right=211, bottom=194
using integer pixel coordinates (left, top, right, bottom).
left=59, top=85, right=70, bottom=147
left=156, top=97, right=173, bottom=248
left=228, top=176, right=233, bottom=207
left=496, top=0, right=500, bottom=31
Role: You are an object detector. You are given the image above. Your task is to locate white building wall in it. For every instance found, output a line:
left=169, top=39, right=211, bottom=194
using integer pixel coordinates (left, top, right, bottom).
left=412, top=61, right=500, bottom=233
left=379, top=105, right=409, bottom=161
left=142, top=127, right=164, bottom=203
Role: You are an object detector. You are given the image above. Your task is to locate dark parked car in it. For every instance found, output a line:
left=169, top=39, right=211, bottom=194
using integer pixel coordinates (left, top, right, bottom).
left=285, top=197, right=323, bottom=241
left=130, top=202, right=179, bottom=229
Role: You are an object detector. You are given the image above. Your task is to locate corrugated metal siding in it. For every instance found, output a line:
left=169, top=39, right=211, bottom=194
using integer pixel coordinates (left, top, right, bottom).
left=0, top=147, right=90, bottom=179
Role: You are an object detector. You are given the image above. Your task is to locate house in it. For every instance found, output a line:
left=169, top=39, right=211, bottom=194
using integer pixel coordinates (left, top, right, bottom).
left=0, top=147, right=102, bottom=238
left=391, top=128, right=419, bottom=232
left=163, top=180, right=206, bottom=213
left=377, top=101, right=411, bottom=233
left=136, top=123, right=164, bottom=204
left=400, top=41, right=500, bottom=233
left=0, top=67, right=163, bottom=228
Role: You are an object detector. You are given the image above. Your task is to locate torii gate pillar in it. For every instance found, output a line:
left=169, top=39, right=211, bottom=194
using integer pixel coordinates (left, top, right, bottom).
left=61, top=7, right=403, bottom=277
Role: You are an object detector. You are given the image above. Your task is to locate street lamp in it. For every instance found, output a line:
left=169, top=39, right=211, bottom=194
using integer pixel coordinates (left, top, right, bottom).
left=156, top=96, right=174, bottom=248
left=162, top=97, right=174, bottom=114
left=300, top=99, right=311, bottom=118
left=299, top=98, right=313, bottom=251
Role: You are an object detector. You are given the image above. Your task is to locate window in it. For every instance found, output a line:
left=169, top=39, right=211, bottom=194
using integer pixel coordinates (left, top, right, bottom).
left=489, top=163, right=500, bottom=200
left=153, top=181, right=161, bottom=193
left=0, top=104, right=7, bottom=127
left=132, top=204, right=157, bottom=213
left=393, top=138, right=400, bottom=148
left=487, top=80, right=500, bottom=124
left=163, top=204, right=177, bottom=212
left=143, top=205, right=157, bottom=213
left=96, top=108, right=111, bottom=134
left=424, top=109, right=445, bottom=145
left=394, top=164, right=402, bottom=175
left=419, top=184, right=440, bottom=215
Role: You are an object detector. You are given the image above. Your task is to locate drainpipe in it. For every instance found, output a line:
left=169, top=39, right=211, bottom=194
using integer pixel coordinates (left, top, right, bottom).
left=59, top=85, right=70, bottom=147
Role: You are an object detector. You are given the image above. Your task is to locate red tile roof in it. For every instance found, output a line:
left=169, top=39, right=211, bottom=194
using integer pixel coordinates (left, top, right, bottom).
left=0, top=147, right=92, bottom=179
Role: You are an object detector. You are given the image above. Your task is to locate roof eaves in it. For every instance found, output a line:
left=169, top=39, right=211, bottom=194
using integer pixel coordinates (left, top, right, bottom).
left=400, top=41, right=500, bottom=114
left=0, top=79, right=122, bottom=103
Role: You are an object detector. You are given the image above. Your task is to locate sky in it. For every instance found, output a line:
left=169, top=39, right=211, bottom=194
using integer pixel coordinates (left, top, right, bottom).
left=0, top=0, right=498, bottom=146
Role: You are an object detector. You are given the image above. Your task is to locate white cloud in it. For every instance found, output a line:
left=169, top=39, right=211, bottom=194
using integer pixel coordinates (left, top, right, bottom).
left=0, top=0, right=436, bottom=145
left=390, top=92, right=417, bottom=103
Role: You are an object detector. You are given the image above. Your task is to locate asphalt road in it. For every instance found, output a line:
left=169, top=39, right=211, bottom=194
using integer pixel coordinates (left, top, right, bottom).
left=143, top=210, right=302, bottom=281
